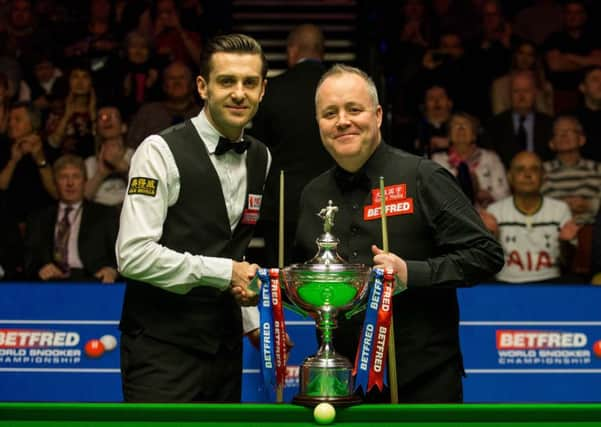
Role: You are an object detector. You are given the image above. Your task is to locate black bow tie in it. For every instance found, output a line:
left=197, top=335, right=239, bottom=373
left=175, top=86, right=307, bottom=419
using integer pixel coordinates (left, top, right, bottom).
left=215, top=137, right=250, bottom=155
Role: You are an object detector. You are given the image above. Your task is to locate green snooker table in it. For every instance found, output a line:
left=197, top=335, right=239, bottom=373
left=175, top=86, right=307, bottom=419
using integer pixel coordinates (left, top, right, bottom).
left=1, top=403, right=601, bottom=426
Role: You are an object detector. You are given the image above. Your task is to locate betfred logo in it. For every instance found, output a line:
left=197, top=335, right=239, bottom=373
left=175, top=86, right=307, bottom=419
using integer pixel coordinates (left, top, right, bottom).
left=0, top=329, right=80, bottom=348
left=496, top=330, right=587, bottom=349
left=363, top=199, right=414, bottom=221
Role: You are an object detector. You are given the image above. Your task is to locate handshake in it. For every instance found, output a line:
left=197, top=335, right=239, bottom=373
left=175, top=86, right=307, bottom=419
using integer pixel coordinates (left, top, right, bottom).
left=229, top=260, right=260, bottom=306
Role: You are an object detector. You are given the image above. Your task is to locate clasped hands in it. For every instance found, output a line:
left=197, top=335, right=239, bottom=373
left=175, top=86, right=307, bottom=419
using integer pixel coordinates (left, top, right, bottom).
left=229, top=261, right=260, bottom=306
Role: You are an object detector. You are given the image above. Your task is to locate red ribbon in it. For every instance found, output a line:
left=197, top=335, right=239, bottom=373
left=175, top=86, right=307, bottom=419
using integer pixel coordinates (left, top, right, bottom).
left=269, top=268, right=287, bottom=387
left=367, top=269, right=394, bottom=391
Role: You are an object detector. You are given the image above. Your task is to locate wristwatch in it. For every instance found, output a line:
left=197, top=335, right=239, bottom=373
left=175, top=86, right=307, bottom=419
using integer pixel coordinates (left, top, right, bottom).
left=37, top=159, right=48, bottom=168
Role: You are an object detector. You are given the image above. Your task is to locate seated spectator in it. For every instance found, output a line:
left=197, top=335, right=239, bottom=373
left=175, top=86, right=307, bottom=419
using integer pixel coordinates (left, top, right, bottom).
left=0, top=72, right=9, bottom=135
left=24, top=154, right=119, bottom=282
left=591, top=206, right=601, bottom=284
left=574, top=66, right=601, bottom=161
left=120, top=31, right=160, bottom=120
left=47, top=62, right=97, bottom=158
left=542, top=0, right=601, bottom=114
left=466, top=0, right=517, bottom=119
left=126, top=60, right=200, bottom=148
left=385, top=0, right=433, bottom=128
left=430, top=0, right=480, bottom=42
left=1, top=0, right=55, bottom=68
left=0, top=51, right=30, bottom=103
left=151, top=0, right=201, bottom=68
left=541, top=115, right=601, bottom=225
left=400, top=84, right=453, bottom=156
left=482, top=70, right=554, bottom=167
left=84, top=105, right=133, bottom=207
left=480, top=151, right=579, bottom=283
left=62, top=0, right=121, bottom=101
left=491, top=40, right=554, bottom=115
left=26, top=52, right=63, bottom=113
left=432, top=112, right=509, bottom=208
left=413, top=32, right=478, bottom=117
left=0, top=102, right=56, bottom=224
left=513, top=0, right=562, bottom=47
left=0, top=191, right=24, bottom=280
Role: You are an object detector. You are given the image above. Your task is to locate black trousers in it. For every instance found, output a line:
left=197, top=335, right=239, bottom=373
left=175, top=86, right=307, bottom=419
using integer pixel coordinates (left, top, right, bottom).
left=361, top=354, right=464, bottom=403
left=120, top=332, right=242, bottom=403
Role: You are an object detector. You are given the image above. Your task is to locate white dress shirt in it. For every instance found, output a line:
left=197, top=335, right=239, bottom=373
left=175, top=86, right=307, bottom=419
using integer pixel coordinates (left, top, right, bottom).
left=116, top=109, right=270, bottom=332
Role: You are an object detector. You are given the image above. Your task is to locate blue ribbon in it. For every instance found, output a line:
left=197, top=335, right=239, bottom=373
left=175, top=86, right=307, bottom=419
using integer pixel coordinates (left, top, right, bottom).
left=258, top=269, right=276, bottom=401
left=354, top=268, right=384, bottom=393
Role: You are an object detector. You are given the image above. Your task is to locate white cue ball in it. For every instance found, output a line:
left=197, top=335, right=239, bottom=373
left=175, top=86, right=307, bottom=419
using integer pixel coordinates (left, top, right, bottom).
left=313, top=402, right=336, bottom=425
left=99, top=334, right=117, bottom=352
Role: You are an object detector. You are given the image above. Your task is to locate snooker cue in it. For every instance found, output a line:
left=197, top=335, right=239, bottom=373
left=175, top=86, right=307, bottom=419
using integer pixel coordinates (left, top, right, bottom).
left=379, top=176, right=399, bottom=404
left=276, top=170, right=285, bottom=403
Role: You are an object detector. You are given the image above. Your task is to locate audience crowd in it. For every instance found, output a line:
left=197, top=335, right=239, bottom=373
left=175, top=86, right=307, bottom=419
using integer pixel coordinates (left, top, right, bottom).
left=1, top=0, right=601, bottom=284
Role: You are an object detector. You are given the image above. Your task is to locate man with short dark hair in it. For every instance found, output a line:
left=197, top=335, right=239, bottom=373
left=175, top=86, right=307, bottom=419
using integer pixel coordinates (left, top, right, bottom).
left=117, top=34, right=271, bottom=403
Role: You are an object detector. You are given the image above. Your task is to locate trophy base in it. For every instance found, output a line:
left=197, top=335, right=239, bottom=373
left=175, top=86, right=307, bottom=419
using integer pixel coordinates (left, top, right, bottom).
left=292, top=394, right=362, bottom=407
left=292, top=354, right=361, bottom=407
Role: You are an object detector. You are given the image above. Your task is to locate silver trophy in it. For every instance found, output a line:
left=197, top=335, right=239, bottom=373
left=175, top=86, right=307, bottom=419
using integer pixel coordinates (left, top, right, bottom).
left=281, top=201, right=371, bottom=406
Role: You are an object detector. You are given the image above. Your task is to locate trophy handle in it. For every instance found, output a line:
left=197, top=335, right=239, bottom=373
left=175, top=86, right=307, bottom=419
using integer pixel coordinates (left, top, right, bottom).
left=343, top=272, right=407, bottom=320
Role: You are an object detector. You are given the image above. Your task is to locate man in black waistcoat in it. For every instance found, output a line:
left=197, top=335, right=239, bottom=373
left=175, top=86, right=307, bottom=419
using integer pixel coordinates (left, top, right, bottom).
left=294, top=64, right=504, bottom=403
left=116, top=34, right=270, bottom=402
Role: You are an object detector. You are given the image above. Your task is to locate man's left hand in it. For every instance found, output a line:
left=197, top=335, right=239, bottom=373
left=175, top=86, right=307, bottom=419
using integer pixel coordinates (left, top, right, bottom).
left=559, top=219, right=580, bottom=242
left=372, top=245, right=408, bottom=287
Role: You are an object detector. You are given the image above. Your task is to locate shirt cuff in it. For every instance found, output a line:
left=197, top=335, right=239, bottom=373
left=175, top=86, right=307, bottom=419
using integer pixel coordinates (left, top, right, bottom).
left=241, top=306, right=259, bottom=334
left=197, top=256, right=233, bottom=291
left=405, top=260, right=431, bottom=288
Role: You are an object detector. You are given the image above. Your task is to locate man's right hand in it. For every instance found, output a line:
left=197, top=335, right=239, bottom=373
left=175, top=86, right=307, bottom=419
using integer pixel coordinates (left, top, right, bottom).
left=38, top=263, right=68, bottom=281
left=230, top=261, right=259, bottom=306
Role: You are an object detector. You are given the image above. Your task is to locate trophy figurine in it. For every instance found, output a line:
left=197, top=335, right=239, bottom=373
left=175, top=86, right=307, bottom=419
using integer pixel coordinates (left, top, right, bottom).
left=281, top=201, right=371, bottom=406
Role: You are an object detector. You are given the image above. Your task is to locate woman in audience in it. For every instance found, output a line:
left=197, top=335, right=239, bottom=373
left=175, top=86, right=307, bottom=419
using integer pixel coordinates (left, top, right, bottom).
left=432, top=112, right=509, bottom=208
left=120, top=31, right=159, bottom=120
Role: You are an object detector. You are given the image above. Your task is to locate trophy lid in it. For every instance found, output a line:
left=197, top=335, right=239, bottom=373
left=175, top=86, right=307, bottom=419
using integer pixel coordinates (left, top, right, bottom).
left=306, top=200, right=347, bottom=265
